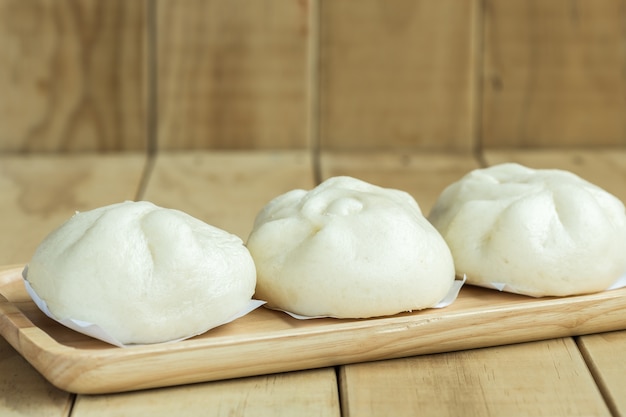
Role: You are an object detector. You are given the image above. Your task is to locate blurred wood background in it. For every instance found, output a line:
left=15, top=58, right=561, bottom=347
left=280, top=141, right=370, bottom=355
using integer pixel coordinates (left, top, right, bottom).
left=1, top=0, right=626, bottom=153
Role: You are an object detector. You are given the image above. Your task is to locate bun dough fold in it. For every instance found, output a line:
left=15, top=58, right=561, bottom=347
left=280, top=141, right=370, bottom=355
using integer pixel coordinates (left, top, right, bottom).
left=429, top=163, right=626, bottom=296
left=247, top=176, right=455, bottom=318
left=25, top=201, right=256, bottom=344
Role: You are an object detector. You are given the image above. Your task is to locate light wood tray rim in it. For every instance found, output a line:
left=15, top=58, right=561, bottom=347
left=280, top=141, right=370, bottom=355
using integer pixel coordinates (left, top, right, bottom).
left=2, top=265, right=626, bottom=394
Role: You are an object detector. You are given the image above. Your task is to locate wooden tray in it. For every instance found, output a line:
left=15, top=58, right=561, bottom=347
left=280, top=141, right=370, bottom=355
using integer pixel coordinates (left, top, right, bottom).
left=2, top=265, right=626, bottom=394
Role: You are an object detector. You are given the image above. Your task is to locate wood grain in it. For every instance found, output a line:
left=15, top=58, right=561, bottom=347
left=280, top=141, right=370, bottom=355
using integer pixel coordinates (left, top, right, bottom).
left=320, top=151, right=480, bottom=214
left=577, top=332, right=626, bottom=417
left=482, top=0, right=626, bottom=147
left=0, top=153, right=145, bottom=417
left=72, top=368, right=340, bottom=417
left=339, top=338, right=610, bottom=417
left=318, top=0, right=478, bottom=152
left=485, top=149, right=626, bottom=415
left=0, top=148, right=625, bottom=414
left=0, top=153, right=146, bottom=265
left=329, top=148, right=624, bottom=416
left=156, top=0, right=310, bottom=150
left=483, top=149, right=626, bottom=417
left=142, top=150, right=314, bottom=239
left=2, top=1, right=626, bottom=153
left=0, top=336, right=73, bottom=417
left=64, top=149, right=339, bottom=416
left=0, top=267, right=73, bottom=416
left=0, top=0, right=147, bottom=152
left=3, top=264, right=626, bottom=394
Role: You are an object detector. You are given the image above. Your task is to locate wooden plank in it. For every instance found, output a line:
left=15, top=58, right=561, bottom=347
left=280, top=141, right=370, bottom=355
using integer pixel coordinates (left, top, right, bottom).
left=318, top=0, right=478, bottom=152
left=3, top=263, right=626, bottom=394
left=327, top=150, right=616, bottom=416
left=6, top=151, right=626, bottom=397
left=578, top=332, right=626, bottom=417
left=0, top=337, right=72, bottom=417
left=482, top=0, right=626, bottom=147
left=339, top=338, right=610, bottom=417
left=59, top=150, right=342, bottom=412
left=0, top=153, right=145, bottom=417
left=0, top=153, right=146, bottom=265
left=156, top=0, right=309, bottom=150
left=0, top=0, right=147, bottom=152
left=320, top=151, right=480, bottom=215
left=142, top=150, right=314, bottom=239
left=71, top=368, right=339, bottom=417
left=484, top=149, right=626, bottom=417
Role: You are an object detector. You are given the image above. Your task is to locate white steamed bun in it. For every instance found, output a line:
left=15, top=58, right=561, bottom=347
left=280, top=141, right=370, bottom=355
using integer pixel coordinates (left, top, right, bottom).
left=428, top=163, right=626, bottom=297
left=25, top=201, right=256, bottom=345
left=246, top=176, right=455, bottom=318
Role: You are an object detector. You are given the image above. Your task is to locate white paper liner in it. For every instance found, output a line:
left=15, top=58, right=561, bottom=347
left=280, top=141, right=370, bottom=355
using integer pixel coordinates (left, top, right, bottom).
left=274, top=276, right=467, bottom=320
left=22, top=269, right=265, bottom=348
left=481, top=270, right=626, bottom=297
left=606, top=272, right=626, bottom=290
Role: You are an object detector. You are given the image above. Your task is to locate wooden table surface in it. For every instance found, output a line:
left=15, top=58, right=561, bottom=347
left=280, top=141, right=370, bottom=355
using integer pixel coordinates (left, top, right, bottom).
left=1, top=149, right=625, bottom=417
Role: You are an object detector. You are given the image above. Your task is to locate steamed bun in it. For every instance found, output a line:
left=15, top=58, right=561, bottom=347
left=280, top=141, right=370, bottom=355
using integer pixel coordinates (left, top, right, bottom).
left=428, top=163, right=626, bottom=297
left=246, top=176, right=455, bottom=318
left=25, top=201, right=256, bottom=345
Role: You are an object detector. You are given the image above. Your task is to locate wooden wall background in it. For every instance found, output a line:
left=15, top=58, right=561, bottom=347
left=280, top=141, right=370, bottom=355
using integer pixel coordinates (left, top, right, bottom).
left=1, top=0, right=625, bottom=154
